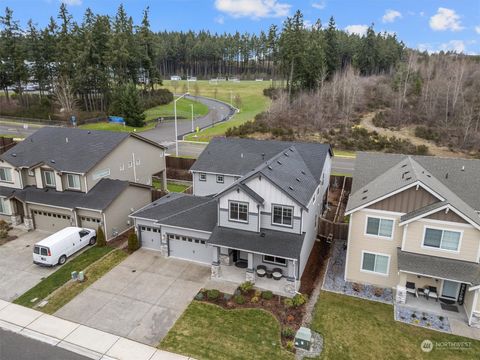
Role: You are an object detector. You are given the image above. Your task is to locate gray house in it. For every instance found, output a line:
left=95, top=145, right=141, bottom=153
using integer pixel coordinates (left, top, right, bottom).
left=131, top=138, right=332, bottom=293
left=0, top=127, right=166, bottom=239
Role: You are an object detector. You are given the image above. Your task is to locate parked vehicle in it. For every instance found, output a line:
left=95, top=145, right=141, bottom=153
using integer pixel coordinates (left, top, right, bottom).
left=33, top=227, right=96, bottom=266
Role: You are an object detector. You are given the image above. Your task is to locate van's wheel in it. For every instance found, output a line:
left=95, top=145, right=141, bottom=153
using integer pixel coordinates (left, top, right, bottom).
left=58, top=255, right=67, bottom=266
left=89, top=237, right=97, bottom=245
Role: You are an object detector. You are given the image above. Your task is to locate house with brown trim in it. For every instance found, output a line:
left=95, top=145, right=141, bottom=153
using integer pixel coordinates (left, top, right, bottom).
left=345, top=152, right=480, bottom=328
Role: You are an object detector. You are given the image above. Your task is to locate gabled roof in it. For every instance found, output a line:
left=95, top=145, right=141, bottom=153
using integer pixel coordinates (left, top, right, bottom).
left=400, top=201, right=448, bottom=223
left=346, top=153, right=480, bottom=228
left=0, top=127, right=164, bottom=174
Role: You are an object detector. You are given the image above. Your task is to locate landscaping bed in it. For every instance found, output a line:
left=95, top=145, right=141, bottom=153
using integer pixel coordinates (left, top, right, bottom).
left=395, top=305, right=452, bottom=333
left=299, top=241, right=330, bottom=296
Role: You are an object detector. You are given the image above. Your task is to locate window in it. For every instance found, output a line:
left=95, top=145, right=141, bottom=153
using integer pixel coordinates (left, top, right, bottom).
left=423, top=228, right=461, bottom=251
left=0, top=167, right=12, bottom=182
left=40, top=247, right=48, bottom=256
left=92, top=168, right=110, bottom=180
left=67, top=174, right=81, bottom=190
left=199, top=173, right=207, bottom=182
left=263, top=255, right=287, bottom=266
left=366, top=217, right=394, bottom=238
left=79, top=230, right=90, bottom=237
left=28, top=169, right=34, bottom=177
left=361, top=252, right=389, bottom=275
left=135, top=159, right=141, bottom=165
left=216, top=175, right=224, bottom=183
left=229, top=201, right=248, bottom=222
left=34, top=246, right=40, bottom=254
left=43, top=170, right=56, bottom=187
left=272, top=205, right=293, bottom=227
left=0, top=198, right=10, bottom=215
left=120, top=164, right=125, bottom=171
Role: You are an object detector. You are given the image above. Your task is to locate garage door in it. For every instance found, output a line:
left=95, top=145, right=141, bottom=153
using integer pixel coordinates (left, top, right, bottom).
left=79, top=216, right=102, bottom=230
left=168, top=234, right=211, bottom=264
left=32, top=210, right=72, bottom=232
left=140, top=226, right=161, bottom=250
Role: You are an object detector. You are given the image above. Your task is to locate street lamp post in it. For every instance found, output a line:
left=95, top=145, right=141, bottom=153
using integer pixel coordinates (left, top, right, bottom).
left=190, top=104, right=194, bottom=132
left=174, top=92, right=189, bottom=156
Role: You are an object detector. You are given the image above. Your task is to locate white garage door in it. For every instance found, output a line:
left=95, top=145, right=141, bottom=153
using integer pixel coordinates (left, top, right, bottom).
left=140, top=225, right=161, bottom=251
left=32, top=210, right=72, bottom=232
left=79, top=216, right=102, bottom=230
left=168, top=234, right=211, bottom=264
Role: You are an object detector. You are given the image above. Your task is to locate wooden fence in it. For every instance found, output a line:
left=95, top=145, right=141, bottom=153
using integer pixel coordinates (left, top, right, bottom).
left=166, top=156, right=196, bottom=170
left=0, top=137, right=17, bottom=154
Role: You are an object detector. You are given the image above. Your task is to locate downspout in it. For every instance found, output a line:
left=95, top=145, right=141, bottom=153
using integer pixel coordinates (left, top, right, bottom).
left=132, top=153, right=137, bottom=182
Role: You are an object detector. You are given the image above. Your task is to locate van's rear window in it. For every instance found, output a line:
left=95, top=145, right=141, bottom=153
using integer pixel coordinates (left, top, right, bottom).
left=33, top=246, right=40, bottom=254
left=40, top=248, right=48, bottom=256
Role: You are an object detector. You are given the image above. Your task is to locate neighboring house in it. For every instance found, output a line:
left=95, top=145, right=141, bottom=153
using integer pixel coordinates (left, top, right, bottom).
left=131, top=138, right=332, bottom=294
left=0, top=127, right=166, bottom=239
left=345, top=152, right=480, bottom=327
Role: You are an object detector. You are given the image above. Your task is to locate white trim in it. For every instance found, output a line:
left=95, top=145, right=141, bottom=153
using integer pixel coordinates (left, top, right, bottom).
left=345, top=181, right=445, bottom=216
left=102, top=212, right=108, bottom=240
left=469, top=285, right=480, bottom=291
left=417, top=218, right=474, bottom=229
left=344, top=214, right=353, bottom=282
left=191, top=169, right=240, bottom=178
left=399, top=269, right=472, bottom=285
left=84, top=176, right=88, bottom=193
left=360, top=208, right=404, bottom=217
left=421, top=225, right=462, bottom=254
left=364, top=215, right=395, bottom=240
left=210, top=243, right=298, bottom=261
left=26, top=201, right=72, bottom=211
left=75, top=207, right=102, bottom=212
left=155, top=222, right=212, bottom=235
left=401, top=224, right=408, bottom=250
left=360, top=250, right=391, bottom=276
left=228, top=200, right=249, bottom=223
left=469, top=289, right=479, bottom=325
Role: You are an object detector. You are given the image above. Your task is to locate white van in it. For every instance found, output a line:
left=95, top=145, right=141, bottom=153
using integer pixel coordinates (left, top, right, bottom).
left=33, top=227, right=97, bottom=266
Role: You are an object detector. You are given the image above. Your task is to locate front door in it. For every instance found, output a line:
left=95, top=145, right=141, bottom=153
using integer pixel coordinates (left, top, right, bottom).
left=442, top=280, right=460, bottom=300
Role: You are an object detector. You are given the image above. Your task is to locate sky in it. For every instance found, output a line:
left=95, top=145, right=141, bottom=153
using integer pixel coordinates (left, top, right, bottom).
left=1, top=0, right=479, bottom=54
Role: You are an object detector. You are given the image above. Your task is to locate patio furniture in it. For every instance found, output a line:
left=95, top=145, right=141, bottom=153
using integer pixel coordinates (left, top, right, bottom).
left=405, top=282, right=418, bottom=298
left=266, top=269, right=273, bottom=279
left=272, top=268, right=283, bottom=281
left=428, top=286, right=439, bottom=302
left=420, top=287, right=430, bottom=299
left=256, top=265, right=267, bottom=278
left=235, top=260, right=248, bottom=269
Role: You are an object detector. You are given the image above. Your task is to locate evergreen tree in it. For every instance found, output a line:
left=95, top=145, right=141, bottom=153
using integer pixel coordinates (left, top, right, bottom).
left=324, top=16, right=339, bottom=78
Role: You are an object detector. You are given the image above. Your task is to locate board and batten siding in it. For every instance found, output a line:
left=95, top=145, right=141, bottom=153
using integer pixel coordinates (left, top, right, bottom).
left=369, top=186, right=438, bottom=213
left=192, top=172, right=237, bottom=196
left=218, top=188, right=259, bottom=232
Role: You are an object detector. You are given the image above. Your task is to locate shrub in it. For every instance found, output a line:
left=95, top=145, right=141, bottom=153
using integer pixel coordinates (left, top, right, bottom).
left=283, top=298, right=294, bottom=308
left=254, top=290, right=262, bottom=297
left=239, top=281, right=254, bottom=294
left=286, top=341, right=295, bottom=352
left=127, top=232, right=140, bottom=252
left=207, top=289, right=220, bottom=300
left=373, top=287, right=384, bottom=297
left=234, top=294, right=245, bottom=304
left=292, top=293, right=308, bottom=307
left=223, top=293, right=232, bottom=301
left=352, top=283, right=363, bottom=292
left=415, top=126, right=439, bottom=142
left=261, top=291, right=273, bottom=300
left=250, top=296, right=260, bottom=304
left=286, top=314, right=295, bottom=322
left=0, top=229, right=8, bottom=239
left=281, top=327, right=295, bottom=339
left=96, top=226, right=106, bottom=247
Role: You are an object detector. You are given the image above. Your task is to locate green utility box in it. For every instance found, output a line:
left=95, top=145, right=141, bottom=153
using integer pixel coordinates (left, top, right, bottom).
left=294, top=327, right=312, bottom=350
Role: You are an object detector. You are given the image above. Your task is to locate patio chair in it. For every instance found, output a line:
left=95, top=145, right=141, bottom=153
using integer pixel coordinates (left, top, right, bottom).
left=428, top=286, right=439, bottom=302
left=405, top=282, right=418, bottom=298
left=256, top=265, right=267, bottom=278
left=272, top=268, right=283, bottom=281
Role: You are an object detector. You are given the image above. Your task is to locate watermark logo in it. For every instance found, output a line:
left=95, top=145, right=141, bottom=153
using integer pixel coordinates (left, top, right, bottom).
left=421, top=339, right=472, bottom=352
left=421, top=340, right=433, bottom=353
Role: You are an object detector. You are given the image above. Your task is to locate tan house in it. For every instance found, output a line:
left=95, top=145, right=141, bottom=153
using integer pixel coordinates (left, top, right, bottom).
left=345, top=153, right=480, bottom=327
left=0, top=127, right=166, bottom=239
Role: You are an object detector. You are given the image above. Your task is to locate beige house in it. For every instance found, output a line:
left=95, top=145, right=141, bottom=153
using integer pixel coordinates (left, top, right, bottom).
left=345, top=153, right=480, bottom=327
left=0, top=127, right=166, bottom=239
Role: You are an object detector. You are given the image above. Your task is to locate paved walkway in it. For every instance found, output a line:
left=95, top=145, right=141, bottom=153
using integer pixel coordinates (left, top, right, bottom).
left=0, top=299, right=193, bottom=360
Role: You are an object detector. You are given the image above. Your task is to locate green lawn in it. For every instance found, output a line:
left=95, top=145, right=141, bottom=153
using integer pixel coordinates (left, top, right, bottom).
left=333, top=149, right=357, bottom=158
left=311, top=291, right=480, bottom=359
left=160, top=80, right=271, bottom=142
left=167, top=182, right=190, bottom=193
left=13, top=246, right=113, bottom=308
left=79, top=122, right=156, bottom=132
left=144, top=97, right=208, bottom=121
left=160, top=301, right=293, bottom=360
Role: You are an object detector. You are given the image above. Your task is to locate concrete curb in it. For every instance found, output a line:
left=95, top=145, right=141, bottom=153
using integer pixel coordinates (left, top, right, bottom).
left=0, top=299, right=193, bottom=360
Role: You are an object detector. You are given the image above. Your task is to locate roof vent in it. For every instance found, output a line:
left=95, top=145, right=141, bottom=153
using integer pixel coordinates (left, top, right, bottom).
left=362, top=189, right=368, bottom=193
left=261, top=153, right=265, bottom=160
left=362, top=196, right=368, bottom=200
left=405, top=176, right=412, bottom=181
left=87, top=131, right=91, bottom=134
left=284, top=152, right=289, bottom=157
left=301, top=170, right=306, bottom=175
left=461, top=165, right=465, bottom=171
left=65, top=137, right=69, bottom=143
left=289, top=147, right=294, bottom=152
left=296, top=178, right=301, bottom=182
left=288, top=186, right=294, bottom=191
left=401, top=164, right=407, bottom=168
left=267, top=165, right=273, bottom=170
left=277, top=160, right=282, bottom=165
left=11, top=153, right=16, bottom=157
left=445, top=172, right=449, bottom=179
left=241, top=153, right=244, bottom=159
left=51, top=160, right=56, bottom=164
left=260, top=232, right=266, bottom=237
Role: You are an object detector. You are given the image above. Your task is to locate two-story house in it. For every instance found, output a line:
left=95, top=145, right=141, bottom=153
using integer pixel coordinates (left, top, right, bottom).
left=345, top=152, right=480, bottom=327
left=0, top=127, right=166, bottom=240
left=130, top=138, right=332, bottom=294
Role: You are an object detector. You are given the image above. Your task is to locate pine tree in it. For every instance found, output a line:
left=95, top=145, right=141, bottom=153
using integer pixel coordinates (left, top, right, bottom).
left=324, top=16, right=339, bottom=78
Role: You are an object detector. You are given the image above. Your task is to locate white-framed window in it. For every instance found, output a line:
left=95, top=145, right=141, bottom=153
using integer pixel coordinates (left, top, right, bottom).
left=0, top=167, right=12, bottom=182
left=66, top=174, right=81, bottom=190
left=216, top=175, right=224, bottom=183
left=0, top=198, right=10, bottom=215
left=43, top=170, right=56, bottom=187
left=28, top=169, right=34, bottom=177
left=199, top=173, right=207, bottom=182
left=263, top=255, right=287, bottom=266
left=229, top=201, right=248, bottom=223
left=361, top=251, right=390, bottom=275
left=272, top=205, right=293, bottom=227
left=128, top=161, right=133, bottom=168
left=365, top=216, right=394, bottom=238
left=135, top=158, right=141, bottom=165
left=423, top=227, right=461, bottom=252
left=120, top=164, right=125, bottom=171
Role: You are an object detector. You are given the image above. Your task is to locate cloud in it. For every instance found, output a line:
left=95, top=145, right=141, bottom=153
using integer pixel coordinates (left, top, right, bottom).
left=214, top=15, right=225, bottom=24
left=60, top=0, right=82, bottom=5
left=215, top=0, right=290, bottom=19
left=439, top=40, right=466, bottom=53
left=312, top=1, right=326, bottom=10
left=475, top=26, right=480, bottom=34
left=429, top=7, right=463, bottom=31
left=382, top=9, right=401, bottom=23
left=344, top=24, right=369, bottom=36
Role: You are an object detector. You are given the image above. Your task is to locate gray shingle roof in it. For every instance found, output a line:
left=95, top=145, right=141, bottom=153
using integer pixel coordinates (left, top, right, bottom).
left=400, top=201, right=447, bottom=223
left=208, top=226, right=305, bottom=261
left=3, top=179, right=134, bottom=211
left=0, top=127, right=162, bottom=173
left=131, top=193, right=217, bottom=232
left=397, top=248, right=480, bottom=286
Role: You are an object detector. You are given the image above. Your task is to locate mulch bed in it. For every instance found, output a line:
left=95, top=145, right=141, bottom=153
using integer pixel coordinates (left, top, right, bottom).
left=107, top=229, right=132, bottom=252
left=0, top=235, right=18, bottom=246
left=299, top=240, right=330, bottom=296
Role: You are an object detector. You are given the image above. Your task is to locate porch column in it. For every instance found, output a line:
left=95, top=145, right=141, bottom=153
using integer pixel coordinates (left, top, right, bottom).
left=246, top=252, right=255, bottom=283
left=9, top=199, right=22, bottom=226
left=395, top=272, right=408, bottom=304
left=211, top=246, right=221, bottom=279
left=22, top=202, right=34, bottom=230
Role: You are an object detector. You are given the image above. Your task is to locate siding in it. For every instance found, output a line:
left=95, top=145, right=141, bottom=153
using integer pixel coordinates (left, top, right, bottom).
left=193, top=172, right=237, bottom=196
left=369, top=186, right=438, bottom=213
left=219, top=209, right=259, bottom=232
left=426, top=210, right=467, bottom=223
left=464, top=289, right=475, bottom=320
left=0, top=161, right=22, bottom=189
left=218, top=187, right=259, bottom=231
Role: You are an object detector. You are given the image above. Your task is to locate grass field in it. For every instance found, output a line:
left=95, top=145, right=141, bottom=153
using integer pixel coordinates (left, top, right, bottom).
left=333, top=149, right=357, bottom=158
left=160, top=301, right=293, bottom=360
left=311, top=291, right=480, bottom=359
left=167, top=182, right=190, bottom=193
left=13, top=246, right=113, bottom=308
left=161, top=80, right=271, bottom=142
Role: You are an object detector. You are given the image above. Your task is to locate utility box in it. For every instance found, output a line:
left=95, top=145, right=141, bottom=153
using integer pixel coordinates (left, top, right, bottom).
left=78, top=271, right=85, bottom=282
left=295, top=327, right=312, bottom=351
left=71, top=271, right=78, bottom=281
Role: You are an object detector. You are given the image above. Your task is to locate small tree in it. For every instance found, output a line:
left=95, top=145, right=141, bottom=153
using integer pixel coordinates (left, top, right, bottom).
left=96, top=226, right=106, bottom=247
left=128, top=232, right=140, bottom=252
left=122, top=83, right=145, bottom=127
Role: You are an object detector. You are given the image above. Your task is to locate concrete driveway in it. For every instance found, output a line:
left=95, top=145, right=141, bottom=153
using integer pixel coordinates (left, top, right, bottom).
left=55, top=249, right=210, bottom=346
left=0, top=229, right=55, bottom=301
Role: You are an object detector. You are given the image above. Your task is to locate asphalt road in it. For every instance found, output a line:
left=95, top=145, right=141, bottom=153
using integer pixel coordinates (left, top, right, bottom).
left=0, top=122, right=39, bottom=138
left=0, top=328, right=90, bottom=360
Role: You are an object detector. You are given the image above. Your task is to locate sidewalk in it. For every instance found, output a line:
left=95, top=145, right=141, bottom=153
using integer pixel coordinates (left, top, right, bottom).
left=0, top=299, right=192, bottom=360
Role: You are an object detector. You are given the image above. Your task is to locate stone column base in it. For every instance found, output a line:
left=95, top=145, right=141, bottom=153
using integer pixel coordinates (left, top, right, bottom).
left=471, top=312, right=480, bottom=328
left=220, top=254, right=231, bottom=266
left=10, top=215, right=22, bottom=226
left=395, top=285, right=406, bottom=304
left=160, top=244, right=169, bottom=257
left=24, top=217, right=34, bottom=231
left=246, top=269, right=255, bottom=283
left=211, top=263, right=221, bottom=279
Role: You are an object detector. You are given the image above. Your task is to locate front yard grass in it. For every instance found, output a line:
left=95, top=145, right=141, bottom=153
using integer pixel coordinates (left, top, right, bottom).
left=13, top=246, right=113, bottom=308
left=160, top=301, right=293, bottom=360
left=311, top=291, right=480, bottom=359
left=40, top=249, right=128, bottom=314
